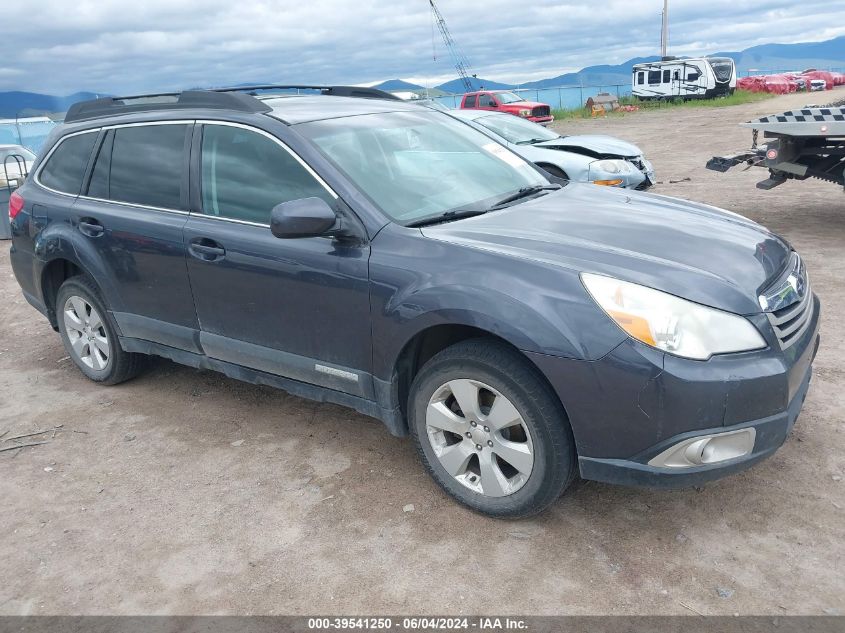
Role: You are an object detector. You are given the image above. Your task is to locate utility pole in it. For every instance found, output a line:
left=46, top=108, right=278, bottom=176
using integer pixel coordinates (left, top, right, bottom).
left=660, top=0, right=669, bottom=59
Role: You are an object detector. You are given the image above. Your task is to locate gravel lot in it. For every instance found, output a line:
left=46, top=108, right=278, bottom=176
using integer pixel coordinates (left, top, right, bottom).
left=1, top=89, right=843, bottom=616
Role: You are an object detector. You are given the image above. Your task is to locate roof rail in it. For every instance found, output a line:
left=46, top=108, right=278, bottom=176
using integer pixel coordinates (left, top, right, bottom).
left=214, top=85, right=402, bottom=100
left=64, top=90, right=273, bottom=123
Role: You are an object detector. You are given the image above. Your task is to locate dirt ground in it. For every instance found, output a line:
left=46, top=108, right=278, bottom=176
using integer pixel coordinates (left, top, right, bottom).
left=1, top=89, right=843, bottom=616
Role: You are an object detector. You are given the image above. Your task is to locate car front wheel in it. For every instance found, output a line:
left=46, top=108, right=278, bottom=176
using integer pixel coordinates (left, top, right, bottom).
left=409, top=339, right=576, bottom=518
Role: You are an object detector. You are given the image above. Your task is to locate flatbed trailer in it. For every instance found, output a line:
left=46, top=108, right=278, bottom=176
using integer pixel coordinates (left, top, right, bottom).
left=706, top=104, right=845, bottom=190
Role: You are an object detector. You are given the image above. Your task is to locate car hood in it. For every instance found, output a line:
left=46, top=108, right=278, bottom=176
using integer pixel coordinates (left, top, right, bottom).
left=420, top=184, right=790, bottom=315
left=534, top=135, right=643, bottom=158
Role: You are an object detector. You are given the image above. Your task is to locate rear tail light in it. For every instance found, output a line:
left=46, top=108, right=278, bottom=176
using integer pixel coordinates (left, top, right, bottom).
left=8, top=191, right=24, bottom=219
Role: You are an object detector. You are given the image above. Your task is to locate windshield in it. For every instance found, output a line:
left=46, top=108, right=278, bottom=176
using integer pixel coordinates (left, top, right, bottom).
left=0, top=147, right=36, bottom=162
left=474, top=115, right=560, bottom=144
left=709, top=58, right=734, bottom=83
left=494, top=92, right=525, bottom=104
left=297, top=110, right=548, bottom=225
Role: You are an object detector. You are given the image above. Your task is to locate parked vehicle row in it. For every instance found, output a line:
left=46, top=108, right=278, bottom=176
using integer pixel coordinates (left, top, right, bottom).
left=8, top=87, right=819, bottom=517
left=459, top=90, right=553, bottom=124
left=449, top=109, right=654, bottom=189
left=418, top=92, right=654, bottom=190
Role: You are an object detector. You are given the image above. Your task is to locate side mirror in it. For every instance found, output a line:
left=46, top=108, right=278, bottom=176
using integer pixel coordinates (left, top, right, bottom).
left=270, top=197, right=338, bottom=239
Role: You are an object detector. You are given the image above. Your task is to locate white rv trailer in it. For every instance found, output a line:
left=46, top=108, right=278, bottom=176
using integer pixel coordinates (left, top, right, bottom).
left=632, top=57, right=736, bottom=100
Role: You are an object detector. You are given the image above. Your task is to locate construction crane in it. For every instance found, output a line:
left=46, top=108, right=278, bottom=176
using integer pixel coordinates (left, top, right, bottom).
left=429, top=0, right=476, bottom=92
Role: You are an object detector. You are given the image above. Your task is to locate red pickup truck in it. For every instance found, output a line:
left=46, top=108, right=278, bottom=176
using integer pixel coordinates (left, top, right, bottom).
left=459, top=90, right=553, bottom=124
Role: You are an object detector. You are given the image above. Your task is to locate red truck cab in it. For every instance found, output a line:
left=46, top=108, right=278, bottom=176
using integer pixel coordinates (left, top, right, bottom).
left=459, top=90, right=553, bottom=124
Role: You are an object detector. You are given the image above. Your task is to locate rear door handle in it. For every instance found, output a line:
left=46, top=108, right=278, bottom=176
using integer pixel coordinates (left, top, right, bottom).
left=78, top=218, right=104, bottom=237
left=189, top=238, right=226, bottom=261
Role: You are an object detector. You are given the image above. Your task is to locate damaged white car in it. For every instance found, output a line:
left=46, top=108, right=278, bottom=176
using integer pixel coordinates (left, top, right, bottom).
left=449, top=109, right=655, bottom=189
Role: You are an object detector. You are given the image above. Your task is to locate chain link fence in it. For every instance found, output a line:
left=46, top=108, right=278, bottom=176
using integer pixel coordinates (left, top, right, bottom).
left=431, top=66, right=845, bottom=111
left=433, top=84, right=631, bottom=111
left=740, top=67, right=844, bottom=77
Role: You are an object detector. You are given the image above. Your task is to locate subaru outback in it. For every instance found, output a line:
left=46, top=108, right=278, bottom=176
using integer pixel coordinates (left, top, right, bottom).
left=8, top=86, right=820, bottom=517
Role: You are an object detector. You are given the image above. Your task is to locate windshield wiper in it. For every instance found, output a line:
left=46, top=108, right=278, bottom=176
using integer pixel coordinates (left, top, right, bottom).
left=516, top=137, right=551, bottom=145
left=488, top=184, right=561, bottom=210
left=406, top=209, right=489, bottom=228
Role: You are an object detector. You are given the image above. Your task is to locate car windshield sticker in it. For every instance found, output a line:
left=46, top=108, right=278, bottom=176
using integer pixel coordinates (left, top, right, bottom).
left=482, top=142, right=531, bottom=169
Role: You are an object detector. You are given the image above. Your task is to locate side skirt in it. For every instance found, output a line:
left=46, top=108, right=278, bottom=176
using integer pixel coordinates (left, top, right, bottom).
left=118, top=336, right=407, bottom=437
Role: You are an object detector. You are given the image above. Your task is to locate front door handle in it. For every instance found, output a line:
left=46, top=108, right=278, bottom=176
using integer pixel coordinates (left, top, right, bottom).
left=78, top=218, right=104, bottom=237
left=189, top=238, right=226, bottom=262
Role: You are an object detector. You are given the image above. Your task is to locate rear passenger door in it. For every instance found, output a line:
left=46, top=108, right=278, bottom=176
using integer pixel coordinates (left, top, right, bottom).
left=72, top=122, right=200, bottom=349
left=182, top=122, right=373, bottom=397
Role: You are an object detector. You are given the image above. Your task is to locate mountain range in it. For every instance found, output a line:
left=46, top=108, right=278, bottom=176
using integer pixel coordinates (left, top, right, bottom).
left=1, top=36, right=842, bottom=118
left=378, top=35, right=845, bottom=93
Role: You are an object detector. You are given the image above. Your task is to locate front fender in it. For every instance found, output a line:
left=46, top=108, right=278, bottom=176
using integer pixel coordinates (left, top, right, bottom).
left=369, top=225, right=627, bottom=381
left=523, top=147, right=592, bottom=181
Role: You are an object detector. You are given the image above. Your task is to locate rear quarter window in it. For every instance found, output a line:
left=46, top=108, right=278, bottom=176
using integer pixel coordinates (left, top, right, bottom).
left=38, top=132, right=97, bottom=195
left=464, top=94, right=477, bottom=107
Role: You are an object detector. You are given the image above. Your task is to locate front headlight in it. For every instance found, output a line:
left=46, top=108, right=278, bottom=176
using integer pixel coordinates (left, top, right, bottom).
left=591, top=159, right=634, bottom=174
left=518, top=109, right=531, bottom=117
left=581, top=273, right=766, bottom=360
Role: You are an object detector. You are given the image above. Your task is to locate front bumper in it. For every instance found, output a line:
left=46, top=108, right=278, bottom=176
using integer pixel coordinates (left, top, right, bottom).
left=528, top=115, right=554, bottom=125
left=525, top=294, right=820, bottom=489
left=578, top=358, right=814, bottom=488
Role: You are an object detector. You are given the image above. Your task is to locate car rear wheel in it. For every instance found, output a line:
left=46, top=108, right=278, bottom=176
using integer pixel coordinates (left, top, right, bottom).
left=409, top=339, right=576, bottom=518
left=56, top=276, right=143, bottom=385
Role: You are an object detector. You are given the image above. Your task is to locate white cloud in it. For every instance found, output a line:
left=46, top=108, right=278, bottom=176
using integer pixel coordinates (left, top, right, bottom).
left=1, top=0, right=843, bottom=93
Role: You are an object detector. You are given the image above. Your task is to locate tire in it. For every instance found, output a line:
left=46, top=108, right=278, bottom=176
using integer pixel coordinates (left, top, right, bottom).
left=538, top=164, right=569, bottom=181
left=56, top=276, right=143, bottom=385
left=408, top=339, right=577, bottom=518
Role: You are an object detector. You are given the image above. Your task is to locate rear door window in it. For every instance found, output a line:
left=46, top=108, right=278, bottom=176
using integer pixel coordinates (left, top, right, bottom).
left=105, top=124, right=188, bottom=209
left=38, top=132, right=97, bottom=195
left=200, top=124, right=334, bottom=225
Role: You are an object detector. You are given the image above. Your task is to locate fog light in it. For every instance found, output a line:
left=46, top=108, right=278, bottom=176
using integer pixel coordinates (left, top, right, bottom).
left=647, top=428, right=756, bottom=469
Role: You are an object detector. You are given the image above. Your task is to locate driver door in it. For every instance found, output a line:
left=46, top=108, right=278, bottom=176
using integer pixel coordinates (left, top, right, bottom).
left=477, top=92, right=498, bottom=111
left=183, top=122, right=373, bottom=397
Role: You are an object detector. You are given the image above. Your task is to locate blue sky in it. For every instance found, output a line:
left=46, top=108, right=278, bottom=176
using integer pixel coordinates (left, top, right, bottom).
left=1, top=0, right=844, bottom=94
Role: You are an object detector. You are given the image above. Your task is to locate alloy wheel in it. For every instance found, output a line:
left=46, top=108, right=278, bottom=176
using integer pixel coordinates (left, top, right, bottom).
left=425, top=379, right=534, bottom=497
left=63, top=296, right=110, bottom=371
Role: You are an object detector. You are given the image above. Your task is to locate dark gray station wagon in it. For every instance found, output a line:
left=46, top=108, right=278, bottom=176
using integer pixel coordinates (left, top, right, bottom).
left=8, top=86, right=820, bottom=517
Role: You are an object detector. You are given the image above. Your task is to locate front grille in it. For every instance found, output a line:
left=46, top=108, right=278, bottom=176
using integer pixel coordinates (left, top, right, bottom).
left=532, top=106, right=550, bottom=117
left=766, top=278, right=814, bottom=349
